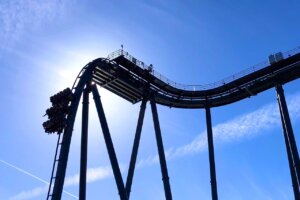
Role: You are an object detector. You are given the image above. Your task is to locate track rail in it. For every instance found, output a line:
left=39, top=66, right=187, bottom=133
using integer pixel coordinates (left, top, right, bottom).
left=88, top=47, right=300, bottom=108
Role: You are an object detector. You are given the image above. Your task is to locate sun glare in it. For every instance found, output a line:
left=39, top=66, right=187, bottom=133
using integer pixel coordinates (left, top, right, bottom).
left=54, top=49, right=100, bottom=89
left=51, top=49, right=137, bottom=145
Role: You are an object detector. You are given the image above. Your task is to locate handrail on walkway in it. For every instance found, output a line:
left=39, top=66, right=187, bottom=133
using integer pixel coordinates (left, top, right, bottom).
left=107, top=46, right=300, bottom=91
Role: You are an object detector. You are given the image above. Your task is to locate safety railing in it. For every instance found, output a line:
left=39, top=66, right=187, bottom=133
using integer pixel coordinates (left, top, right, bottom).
left=107, top=46, right=300, bottom=91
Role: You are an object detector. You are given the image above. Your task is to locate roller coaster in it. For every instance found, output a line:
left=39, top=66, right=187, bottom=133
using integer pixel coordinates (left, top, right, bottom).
left=44, top=46, right=300, bottom=200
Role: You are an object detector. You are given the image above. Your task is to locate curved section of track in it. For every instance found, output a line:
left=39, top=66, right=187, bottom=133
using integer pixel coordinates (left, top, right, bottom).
left=86, top=48, right=300, bottom=108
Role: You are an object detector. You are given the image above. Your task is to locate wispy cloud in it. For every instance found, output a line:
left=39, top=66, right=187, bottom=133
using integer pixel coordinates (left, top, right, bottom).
left=137, top=92, right=300, bottom=167
left=0, top=159, right=78, bottom=200
left=8, top=163, right=116, bottom=200
left=10, top=185, right=49, bottom=200
left=0, top=0, right=73, bottom=49
left=8, top=92, right=300, bottom=199
left=64, top=166, right=114, bottom=186
left=9, top=185, right=78, bottom=200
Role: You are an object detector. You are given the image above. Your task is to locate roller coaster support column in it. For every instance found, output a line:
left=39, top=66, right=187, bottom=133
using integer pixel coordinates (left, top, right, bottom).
left=205, top=106, right=218, bottom=200
left=79, top=87, right=90, bottom=200
left=92, top=85, right=128, bottom=200
left=279, top=107, right=300, bottom=199
left=51, top=66, right=93, bottom=200
left=126, top=99, right=147, bottom=198
left=276, top=85, right=300, bottom=196
left=150, top=99, right=173, bottom=200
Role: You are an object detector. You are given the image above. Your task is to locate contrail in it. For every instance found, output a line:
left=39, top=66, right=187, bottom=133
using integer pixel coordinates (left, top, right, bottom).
left=0, top=159, right=78, bottom=199
left=0, top=159, right=48, bottom=184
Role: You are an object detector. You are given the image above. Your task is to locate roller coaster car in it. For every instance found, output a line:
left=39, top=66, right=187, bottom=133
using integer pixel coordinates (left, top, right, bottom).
left=43, top=88, right=73, bottom=134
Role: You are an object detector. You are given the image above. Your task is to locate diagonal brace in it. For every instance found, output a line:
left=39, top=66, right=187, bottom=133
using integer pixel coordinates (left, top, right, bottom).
left=92, top=85, right=128, bottom=200
left=150, top=99, right=173, bottom=200
left=125, top=99, right=147, bottom=198
left=279, top=104, right=300, bottom=199
left=276, top=84, right=300, bottom=199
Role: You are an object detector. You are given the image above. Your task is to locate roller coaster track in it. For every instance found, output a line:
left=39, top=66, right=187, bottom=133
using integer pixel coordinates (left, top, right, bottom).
left=48, top=46, right=300, bottom=200
left=89, top=47, right=300, bottom=108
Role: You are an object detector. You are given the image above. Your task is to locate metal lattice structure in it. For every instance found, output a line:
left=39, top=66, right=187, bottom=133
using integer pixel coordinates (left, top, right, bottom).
left=45, top=47, right=300, bottom=200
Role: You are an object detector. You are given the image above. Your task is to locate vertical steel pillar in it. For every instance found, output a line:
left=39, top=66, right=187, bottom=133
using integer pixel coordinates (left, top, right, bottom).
left=205, top=106, right=218, bottom=200
left=125, top=99, right=147, bottom=198
left=150, top=99, right=173, bottom=200
left=276, top=84, right=300, bottom=198
left=51, top=90, right=83, bottom=200
left=92, top=85, right=128, bottom=200
left=279, top=108, right=300, bottom=199
left=79, top=88, right=90, bottom=200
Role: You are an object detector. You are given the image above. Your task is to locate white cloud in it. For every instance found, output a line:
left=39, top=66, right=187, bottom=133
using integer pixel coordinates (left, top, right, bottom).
left=0, top=0, right=73, bottom=48
left=9, top=165, right=115, bottom=200
left=10, top=185, right=48, bottom=200
left=137, top=92, right=300, bottom=167
left=0, top=159, right=78, bottom=200
left=64, top=166, right=114, bottom=186
left=9, top=185, right=78, bottom=200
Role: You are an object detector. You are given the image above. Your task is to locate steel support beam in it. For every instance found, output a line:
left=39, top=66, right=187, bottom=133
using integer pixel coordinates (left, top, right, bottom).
left=205, top=106, right=218, bottom=200
left=92, top=85, right=128, bottom=200
left=150, top=99, right=173, bottom=200
left=79, top=87, right=90, bottom=200
left=51, top=67, right=93, bottom=200
left=125, top=99, right=147, bottom=198
left=279, top=106, right=300, bottom=199
left=276, top=84, right=300, bottom=198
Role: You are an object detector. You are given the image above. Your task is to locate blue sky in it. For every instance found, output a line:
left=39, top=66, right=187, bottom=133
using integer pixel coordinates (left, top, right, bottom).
left=0, top=0, right=300, bottom=199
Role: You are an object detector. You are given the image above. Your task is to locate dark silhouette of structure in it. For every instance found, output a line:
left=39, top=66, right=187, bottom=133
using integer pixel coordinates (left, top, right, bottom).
left=44, top=47, right=300, bottom=200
